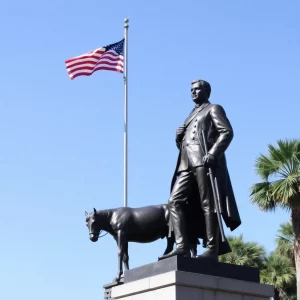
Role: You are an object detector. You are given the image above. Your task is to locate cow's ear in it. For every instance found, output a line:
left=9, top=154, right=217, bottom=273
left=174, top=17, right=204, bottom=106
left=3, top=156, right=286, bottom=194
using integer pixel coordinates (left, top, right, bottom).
left=93, top=208, right=97, bottom=214
left=85, top=211, right=88, bottom=217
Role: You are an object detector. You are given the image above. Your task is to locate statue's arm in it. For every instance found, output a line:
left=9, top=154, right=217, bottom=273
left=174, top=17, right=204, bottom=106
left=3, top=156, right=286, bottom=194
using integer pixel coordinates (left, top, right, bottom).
left=175, top=126, right=186, bottom=149
left=175, top=137, right=181, bottom=149
left=208, top=104, right=233, bottom=159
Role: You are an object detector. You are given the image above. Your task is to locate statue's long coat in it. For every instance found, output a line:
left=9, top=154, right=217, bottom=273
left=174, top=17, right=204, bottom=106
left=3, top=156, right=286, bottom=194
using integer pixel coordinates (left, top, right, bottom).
left=169, top=102, right=241, bottom=255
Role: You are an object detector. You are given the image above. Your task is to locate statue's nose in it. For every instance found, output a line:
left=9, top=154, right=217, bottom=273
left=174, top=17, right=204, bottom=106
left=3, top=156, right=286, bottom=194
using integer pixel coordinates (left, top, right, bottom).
left=89, top=234, right=98, bottom=242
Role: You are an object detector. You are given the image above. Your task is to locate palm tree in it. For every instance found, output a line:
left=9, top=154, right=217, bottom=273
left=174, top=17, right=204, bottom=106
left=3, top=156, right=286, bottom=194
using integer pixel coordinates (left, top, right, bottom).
left=260, top=252, right=295, bottom=300
left=219, top=235, right=266, bottom=268
left=250, top=139, right=300, bottom=299
left=220, top=234, right=296, bottom=298
left=275, top=221, right=296, bottom=299
left=275, top=221, right=294, bottom=263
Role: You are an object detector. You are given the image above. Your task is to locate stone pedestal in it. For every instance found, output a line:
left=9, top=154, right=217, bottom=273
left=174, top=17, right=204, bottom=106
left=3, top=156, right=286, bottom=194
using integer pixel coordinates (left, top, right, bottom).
left=104, top=256, right=274, bottom=300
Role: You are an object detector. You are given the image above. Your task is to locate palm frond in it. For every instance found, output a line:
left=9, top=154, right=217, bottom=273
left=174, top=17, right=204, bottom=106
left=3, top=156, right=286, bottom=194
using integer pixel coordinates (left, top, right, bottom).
left=277, top=139, right=300, bottom=162
left=275, top=221, right=294, bottom=261
left=219, top=235, right=266, bottom=268
left=277, top=221, right=294, bottom=240
left=251, top=139, right=300, bottom=211
left=271, top=178, right=298, bottom=205
left=250, top=181, right=277, bottom=211
left=260, top=252, right=295, bottom=289
left=255, top=154, right=280, bottom=180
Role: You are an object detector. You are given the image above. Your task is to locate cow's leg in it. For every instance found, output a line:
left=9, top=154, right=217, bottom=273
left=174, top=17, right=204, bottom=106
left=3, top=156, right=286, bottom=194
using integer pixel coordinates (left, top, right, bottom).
left=191, top=244, right=197, bottom=257
left=114, top=230, right=125, bottom=282
left=164, top=236, right=175, bottom=255
left=123, top=242, right=129, bottom=271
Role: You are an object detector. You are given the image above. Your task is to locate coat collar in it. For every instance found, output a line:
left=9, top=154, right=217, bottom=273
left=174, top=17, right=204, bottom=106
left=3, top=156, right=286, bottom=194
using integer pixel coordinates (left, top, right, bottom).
left=184, top=102, right=210, bottom=127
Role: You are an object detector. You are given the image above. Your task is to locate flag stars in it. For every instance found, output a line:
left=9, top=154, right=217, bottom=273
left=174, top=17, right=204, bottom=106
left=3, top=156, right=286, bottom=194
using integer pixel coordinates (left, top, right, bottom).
left=105, top=39, right=124, bottom=56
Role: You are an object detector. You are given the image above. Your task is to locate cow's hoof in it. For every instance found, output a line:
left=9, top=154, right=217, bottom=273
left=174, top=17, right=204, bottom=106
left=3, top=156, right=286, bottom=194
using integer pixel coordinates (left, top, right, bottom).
left=113, top=272, right=123, bottom=283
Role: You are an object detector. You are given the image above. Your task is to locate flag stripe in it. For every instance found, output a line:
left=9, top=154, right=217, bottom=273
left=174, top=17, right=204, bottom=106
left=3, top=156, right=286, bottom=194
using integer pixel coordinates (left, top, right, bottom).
left=67, top=64, right=123, bottom=76
left=66, top=52, right=123, bottom=68
left=68, top=63, right=123, bottom=75
left=65, top=48, right=105, bottom=63
left=68, top=61, right=123, bottom=72
left=69, top=65, right=123, bottom=76
left=66, top=57, right=123, bottom=69
left=69, top=67, right=123, bottom=80
left=65, top=40, right=124, bottom=80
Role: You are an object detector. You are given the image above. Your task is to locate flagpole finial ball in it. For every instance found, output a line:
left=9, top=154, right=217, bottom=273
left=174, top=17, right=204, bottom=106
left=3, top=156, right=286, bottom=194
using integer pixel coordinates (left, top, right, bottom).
left=124, top=18, right=129, bottom=28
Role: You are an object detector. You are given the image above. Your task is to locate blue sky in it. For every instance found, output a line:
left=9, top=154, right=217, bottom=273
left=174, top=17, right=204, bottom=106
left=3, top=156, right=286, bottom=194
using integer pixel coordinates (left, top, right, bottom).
left=0, top=1, right=299, bottom=299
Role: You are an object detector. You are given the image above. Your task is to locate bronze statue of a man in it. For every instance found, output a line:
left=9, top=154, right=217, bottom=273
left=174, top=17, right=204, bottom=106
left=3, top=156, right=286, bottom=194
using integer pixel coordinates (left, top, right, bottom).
left=159, top=79, right=241, bottom=261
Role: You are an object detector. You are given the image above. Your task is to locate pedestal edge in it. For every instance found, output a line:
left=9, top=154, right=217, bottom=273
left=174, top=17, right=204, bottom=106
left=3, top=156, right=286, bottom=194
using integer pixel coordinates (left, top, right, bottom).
left=111, top=270, right=274, bottom=299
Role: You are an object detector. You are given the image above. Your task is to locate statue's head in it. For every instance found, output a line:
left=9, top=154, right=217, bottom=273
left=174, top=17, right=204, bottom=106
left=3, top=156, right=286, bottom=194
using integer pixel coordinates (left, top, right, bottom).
left=191, top=79, right=211, bottom=104
left=85, top=208, right=99, bottom=242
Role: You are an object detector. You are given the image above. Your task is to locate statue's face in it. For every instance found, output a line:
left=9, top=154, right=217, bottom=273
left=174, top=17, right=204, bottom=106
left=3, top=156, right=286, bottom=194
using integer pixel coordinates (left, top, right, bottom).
left=85, top=212, right=99, bottom=242
left=191, top=82, right=207, bottom=104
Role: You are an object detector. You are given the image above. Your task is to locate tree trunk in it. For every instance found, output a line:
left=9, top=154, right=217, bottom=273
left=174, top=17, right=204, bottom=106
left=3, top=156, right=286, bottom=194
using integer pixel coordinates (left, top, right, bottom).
left=273, top=288, right=280, bottom=300
left=291, top=205, right=300, bottom=300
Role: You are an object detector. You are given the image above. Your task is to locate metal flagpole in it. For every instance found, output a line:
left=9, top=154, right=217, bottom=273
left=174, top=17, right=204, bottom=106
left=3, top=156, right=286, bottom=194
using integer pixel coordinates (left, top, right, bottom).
left=123, top=18, right=129, bottom=207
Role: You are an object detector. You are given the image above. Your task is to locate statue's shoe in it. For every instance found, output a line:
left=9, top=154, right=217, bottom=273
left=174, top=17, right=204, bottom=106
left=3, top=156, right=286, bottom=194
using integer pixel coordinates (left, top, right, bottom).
left=158, top=248, right=191, bottom=260
left=196, top=249, right=218, bottom=262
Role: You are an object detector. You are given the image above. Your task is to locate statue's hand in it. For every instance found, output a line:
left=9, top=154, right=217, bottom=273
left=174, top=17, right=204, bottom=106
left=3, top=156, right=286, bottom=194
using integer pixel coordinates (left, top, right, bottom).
left=176, top=126, right=186, bottom=142
left=177, top=126, right=186, bottom=136
left=203, top=153, right=218, bottom=166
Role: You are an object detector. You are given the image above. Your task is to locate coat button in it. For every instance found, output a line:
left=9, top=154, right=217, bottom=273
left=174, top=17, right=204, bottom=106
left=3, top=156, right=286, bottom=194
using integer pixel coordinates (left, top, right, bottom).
left=195, top=119, right=197, bottom=122
left=186, top=144, right=189, bottom=146
left=192, top=130, right=195, bottom=133
left=192, top=137, right=195, bottom=140
left=194, top=125, right=196, bottom=128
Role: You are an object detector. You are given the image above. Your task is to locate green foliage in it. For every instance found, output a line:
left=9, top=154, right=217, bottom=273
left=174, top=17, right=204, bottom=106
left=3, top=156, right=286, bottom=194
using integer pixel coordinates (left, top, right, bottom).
left=249, top=139, right=300, bottom=298
left=280, top=296, right=297, bottom=300
left=219, top=235, right=266, bottom=268
left=275, top=221, right=294, bottom=261
left=250, top=181, right=277, bottom=211
left=260, top=252, right=295, bottom=293
left=250, top=139, right=300, bottom=211
left=220, top=232, right=297, bottom=299
left=274, top=222, right=297, bottom=299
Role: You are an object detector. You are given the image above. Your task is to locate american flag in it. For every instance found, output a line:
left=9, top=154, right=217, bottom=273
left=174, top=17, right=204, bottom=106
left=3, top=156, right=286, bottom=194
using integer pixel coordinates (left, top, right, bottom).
left=65, top=39, right=124, bottom=80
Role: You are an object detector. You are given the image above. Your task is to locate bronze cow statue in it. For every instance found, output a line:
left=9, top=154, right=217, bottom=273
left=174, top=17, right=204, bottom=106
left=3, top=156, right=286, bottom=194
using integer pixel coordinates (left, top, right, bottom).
left=85, top=204, right=199, bottom=282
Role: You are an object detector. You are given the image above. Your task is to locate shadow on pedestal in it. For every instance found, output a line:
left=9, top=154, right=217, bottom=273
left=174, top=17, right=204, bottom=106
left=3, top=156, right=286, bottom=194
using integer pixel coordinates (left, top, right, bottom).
left=124, top=256, right=259, bottom=284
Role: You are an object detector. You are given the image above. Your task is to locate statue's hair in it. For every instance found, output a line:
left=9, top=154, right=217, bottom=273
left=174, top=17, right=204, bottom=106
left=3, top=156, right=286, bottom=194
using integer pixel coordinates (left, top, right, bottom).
left=191, top=79, right=211, bottom=98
